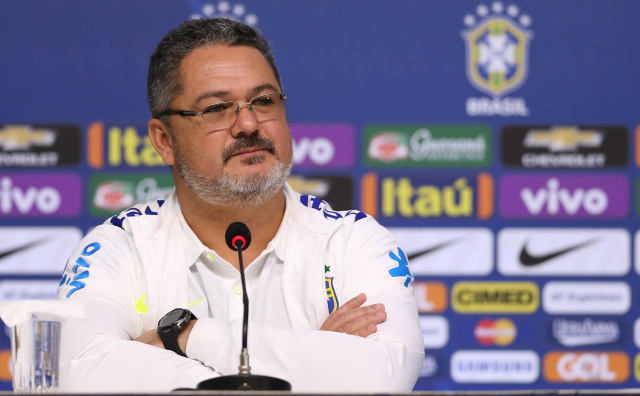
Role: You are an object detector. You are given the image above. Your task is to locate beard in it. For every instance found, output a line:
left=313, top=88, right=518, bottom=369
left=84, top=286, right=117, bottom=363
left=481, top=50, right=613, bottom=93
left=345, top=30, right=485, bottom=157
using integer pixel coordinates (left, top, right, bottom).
left=173, top=134, right=292, bottom=208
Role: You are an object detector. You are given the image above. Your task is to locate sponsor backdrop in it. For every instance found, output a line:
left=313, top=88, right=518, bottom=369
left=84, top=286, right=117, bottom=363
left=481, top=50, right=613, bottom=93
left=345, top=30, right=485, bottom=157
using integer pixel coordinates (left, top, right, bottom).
left=0, top=0, right=639, bottom=391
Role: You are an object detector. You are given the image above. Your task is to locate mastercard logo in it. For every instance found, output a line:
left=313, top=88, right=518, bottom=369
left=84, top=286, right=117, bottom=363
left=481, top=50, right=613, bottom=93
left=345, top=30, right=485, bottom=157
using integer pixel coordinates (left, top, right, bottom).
left=474, top=318, right=517, bottom=346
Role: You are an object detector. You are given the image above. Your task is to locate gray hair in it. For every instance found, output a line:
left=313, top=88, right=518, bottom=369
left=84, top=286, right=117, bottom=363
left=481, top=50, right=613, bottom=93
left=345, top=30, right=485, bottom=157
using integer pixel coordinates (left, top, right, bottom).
left=147, top=17, right=282, bottom=122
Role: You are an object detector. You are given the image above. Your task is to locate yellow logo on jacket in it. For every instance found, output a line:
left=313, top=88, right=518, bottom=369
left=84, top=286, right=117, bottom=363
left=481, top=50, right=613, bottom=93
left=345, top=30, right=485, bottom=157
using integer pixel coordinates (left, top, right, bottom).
left=325, top=277, right=339, bottom=314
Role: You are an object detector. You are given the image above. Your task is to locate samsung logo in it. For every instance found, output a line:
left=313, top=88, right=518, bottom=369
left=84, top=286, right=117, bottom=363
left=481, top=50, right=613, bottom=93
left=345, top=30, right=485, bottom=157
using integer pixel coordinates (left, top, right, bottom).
left=451, top=350, right=539, bottom=383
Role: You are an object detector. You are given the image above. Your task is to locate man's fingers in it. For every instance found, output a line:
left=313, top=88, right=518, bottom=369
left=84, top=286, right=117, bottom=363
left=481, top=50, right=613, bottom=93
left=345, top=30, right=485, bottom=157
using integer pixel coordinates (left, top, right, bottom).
left=339, top=310, right=387, bottom=337
left=340, top=293, right=367, bottom=310
left=357, top=324, right=378, bottom=339
left=320, top=294, right=366, bottom=331
left=325, top=302, right=384, bottom=330
left=321, top=301, right=386, bottom=334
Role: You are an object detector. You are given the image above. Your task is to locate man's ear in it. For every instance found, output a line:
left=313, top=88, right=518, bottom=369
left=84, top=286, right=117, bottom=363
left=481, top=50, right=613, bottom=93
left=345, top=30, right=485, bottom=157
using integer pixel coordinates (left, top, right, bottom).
left=148, top=118, right=176, bottom=166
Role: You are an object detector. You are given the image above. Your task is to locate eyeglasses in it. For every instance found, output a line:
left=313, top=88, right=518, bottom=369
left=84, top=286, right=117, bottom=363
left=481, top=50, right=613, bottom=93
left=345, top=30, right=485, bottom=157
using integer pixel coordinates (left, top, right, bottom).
left=159, top=92, right=287, bottom=130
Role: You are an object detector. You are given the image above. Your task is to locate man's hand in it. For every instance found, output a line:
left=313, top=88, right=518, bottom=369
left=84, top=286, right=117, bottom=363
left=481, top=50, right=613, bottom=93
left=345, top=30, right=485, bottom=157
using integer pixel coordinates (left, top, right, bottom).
left=320, top=293, right=386, bottom=338
left=134, top=329, right=164, bottom=348
left=134, top=320, right=197, bottom=355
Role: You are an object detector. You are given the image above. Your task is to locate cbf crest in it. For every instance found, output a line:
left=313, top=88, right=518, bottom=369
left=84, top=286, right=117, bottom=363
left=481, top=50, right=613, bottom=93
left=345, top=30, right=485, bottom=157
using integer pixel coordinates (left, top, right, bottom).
left=188, top=1, right=258, bottom=26
left=462, top=3, right=533, bottom=116
left=325, top=277, right=339, bottom=314
left=462, top=2, right=532, bottom=97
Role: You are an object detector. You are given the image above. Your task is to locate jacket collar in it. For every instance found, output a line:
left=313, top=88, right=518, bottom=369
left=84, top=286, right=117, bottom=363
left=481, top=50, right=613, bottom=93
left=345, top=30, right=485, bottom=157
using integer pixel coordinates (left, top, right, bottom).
left=169, top=185, right=296, bottom=267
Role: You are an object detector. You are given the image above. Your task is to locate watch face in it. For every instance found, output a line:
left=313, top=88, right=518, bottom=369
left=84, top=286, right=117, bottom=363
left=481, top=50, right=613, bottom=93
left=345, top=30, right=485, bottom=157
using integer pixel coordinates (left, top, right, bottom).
left=161, top=309, right=185, bottom=326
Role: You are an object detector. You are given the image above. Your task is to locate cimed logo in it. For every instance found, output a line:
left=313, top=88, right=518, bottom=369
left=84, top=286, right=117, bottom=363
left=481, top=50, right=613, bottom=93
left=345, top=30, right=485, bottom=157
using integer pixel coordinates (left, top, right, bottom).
left=189, top=1, right=258, bottom=26
left=462, top=2, right=533, bottom=116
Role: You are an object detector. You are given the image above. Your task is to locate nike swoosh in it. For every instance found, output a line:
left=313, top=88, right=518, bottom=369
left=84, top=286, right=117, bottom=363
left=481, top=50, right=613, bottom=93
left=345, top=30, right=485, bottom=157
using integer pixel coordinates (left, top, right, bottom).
left=407, top=238, right=462, bottom=262
left=135, top=295, right=148, bottom=314
left=0, top=237, right=50, bottom=261
left=519, top=238, right=597, bottom=266
left=135, top=296, right=205, bottom=314
left=188, top=298, right=205, bottom=307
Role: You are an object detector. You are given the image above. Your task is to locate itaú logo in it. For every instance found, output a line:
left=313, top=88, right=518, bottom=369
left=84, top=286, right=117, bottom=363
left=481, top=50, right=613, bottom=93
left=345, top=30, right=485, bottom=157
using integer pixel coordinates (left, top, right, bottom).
left=360, top=173, right=493, bottom=219
left=544, top=352, right=629, bottom=383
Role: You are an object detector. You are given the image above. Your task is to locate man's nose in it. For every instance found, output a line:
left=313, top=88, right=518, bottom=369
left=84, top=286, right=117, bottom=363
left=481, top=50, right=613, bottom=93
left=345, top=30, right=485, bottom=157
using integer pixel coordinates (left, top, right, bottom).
left=230, top=103, right=259, bottom=136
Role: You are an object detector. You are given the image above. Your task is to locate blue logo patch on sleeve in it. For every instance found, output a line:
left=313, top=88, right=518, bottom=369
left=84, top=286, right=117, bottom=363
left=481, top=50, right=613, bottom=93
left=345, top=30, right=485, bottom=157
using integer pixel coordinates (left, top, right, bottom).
left=60, top=242, right=101, bottom=298
left=388, top=247, right=414, bottom=287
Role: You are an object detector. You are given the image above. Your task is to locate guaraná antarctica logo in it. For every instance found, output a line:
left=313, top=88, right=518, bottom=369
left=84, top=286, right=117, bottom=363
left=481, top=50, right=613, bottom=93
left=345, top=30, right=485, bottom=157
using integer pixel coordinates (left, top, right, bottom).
left=462, top=2, right=533, bottom=116
left=189, top=1, right=258, bottom=26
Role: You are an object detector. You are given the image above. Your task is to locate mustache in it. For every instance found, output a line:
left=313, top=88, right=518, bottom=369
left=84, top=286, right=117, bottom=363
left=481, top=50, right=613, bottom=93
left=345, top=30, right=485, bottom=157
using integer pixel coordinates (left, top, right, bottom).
left=222, top=134, right=277, bottom=163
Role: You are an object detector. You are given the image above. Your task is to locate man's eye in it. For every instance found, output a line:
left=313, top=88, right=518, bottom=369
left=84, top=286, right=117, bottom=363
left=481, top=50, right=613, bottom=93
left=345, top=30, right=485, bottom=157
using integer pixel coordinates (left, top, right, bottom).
left=254, top=97, right=274, bottom=107
left=203, top=103, right=231, bottom=114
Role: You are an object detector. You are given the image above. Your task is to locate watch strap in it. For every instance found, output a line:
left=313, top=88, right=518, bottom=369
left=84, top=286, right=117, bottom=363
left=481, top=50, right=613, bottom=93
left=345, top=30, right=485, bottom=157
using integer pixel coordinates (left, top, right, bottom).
left=159, top=325, right=185, bottom=357
left=157, top=309, right=196, bottom=357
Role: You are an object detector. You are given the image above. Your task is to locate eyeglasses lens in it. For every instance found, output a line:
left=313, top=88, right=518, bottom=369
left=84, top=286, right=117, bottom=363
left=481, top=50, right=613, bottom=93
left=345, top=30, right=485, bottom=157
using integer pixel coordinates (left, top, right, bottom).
left=201, top=93, right=285, bottom=130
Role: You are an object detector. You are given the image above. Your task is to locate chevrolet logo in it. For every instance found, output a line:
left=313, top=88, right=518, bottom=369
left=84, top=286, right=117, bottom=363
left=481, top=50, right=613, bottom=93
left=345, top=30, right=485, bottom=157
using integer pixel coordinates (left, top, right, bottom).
left=287, top=175, right=329, bottom=196
left=523, top=126, right=602, bottom=152
left=0, top=125, right=56, bottom=150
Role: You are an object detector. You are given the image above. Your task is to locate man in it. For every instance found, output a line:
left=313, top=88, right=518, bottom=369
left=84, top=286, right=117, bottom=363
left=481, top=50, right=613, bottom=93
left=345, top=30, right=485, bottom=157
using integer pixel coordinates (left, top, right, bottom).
left=57, top=17, right=423, bottom=392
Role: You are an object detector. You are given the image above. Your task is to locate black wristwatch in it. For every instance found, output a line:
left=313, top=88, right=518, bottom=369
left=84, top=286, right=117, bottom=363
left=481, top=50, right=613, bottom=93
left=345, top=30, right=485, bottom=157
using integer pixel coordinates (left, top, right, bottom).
left=157, top=308, right=197, bottom=357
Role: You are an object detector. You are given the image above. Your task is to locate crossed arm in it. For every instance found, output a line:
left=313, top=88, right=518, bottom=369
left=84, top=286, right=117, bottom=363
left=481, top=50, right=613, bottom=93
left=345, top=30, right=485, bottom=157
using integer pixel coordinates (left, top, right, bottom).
left=58, top=221, right=423, bottom=392
left=136, top=293, right=387, bottom=350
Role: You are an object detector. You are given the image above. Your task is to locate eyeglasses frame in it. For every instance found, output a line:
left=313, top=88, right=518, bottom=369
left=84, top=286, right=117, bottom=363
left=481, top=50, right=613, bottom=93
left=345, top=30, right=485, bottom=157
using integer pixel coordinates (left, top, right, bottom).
left=158, top=92, right=287, bottom=123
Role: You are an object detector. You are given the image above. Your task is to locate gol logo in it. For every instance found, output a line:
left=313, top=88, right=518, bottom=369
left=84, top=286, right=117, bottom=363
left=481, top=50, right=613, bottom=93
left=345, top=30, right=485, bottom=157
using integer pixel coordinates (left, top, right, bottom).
left=474, top=318, right=517, bottom=346
left=413, top=281, right=447, bottom=313
left=0, top=349, right=11, bottom=381
left=544, top=352, right=629, bottom=383
left=452, top=282, right=538, bottom=313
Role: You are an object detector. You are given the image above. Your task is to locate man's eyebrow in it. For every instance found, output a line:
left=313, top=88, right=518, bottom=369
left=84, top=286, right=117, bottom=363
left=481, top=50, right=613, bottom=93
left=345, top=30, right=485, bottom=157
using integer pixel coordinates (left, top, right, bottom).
left=250, top=84, right=281, bottom=96
left=192, top=84, right=280, bottom=107
left=193, top=91, right=231, bottom=107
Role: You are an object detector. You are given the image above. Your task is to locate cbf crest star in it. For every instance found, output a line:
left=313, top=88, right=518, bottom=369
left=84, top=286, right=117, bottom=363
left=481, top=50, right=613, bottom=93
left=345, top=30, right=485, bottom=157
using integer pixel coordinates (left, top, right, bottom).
left=461, top=2, right=533, bottom=97
left=388, top=247, right=413, bottom=288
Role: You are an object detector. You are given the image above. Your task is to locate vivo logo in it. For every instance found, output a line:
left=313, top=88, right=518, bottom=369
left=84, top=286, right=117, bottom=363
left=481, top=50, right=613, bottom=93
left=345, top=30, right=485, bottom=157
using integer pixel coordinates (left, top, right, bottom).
left=521, top=178, right=606, bottom=215
left=292, top=137, right=334, bottom=165
left=500, top=175, right=628, bottom=219
left=0, top=173, right=81, bottom=217
left=289, top=124, right=354, bottom=168
left=0, top=177, right=60, bottom=214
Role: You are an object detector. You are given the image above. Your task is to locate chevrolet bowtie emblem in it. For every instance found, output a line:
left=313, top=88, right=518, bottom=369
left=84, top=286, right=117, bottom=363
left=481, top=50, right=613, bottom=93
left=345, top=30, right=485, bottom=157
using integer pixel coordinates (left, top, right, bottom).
left=0, top=125, right=56, bottom=150
left=523, top=126, right=602, bottom=152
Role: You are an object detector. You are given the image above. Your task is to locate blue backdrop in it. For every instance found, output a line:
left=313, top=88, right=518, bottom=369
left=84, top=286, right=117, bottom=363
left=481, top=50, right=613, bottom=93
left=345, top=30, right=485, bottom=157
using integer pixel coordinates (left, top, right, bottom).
left=0, top=0, right=639, bottom=391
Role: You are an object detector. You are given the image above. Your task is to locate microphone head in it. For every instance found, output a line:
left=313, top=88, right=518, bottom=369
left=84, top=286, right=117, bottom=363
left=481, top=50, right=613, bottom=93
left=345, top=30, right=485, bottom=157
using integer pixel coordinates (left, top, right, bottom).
left=225, top=222, right=251, bottom=251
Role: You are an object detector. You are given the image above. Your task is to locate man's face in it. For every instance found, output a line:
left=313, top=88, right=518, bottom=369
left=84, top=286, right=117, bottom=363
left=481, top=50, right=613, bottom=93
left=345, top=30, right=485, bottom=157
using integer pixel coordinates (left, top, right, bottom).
left=166, top=45, right=292, bottom=207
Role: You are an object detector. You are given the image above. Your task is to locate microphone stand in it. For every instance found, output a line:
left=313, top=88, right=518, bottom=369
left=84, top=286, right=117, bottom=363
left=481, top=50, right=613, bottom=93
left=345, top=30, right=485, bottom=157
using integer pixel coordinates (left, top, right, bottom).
left=236, top=239, right=251, bottom=376
left=196, top=225, right=291, bottom=391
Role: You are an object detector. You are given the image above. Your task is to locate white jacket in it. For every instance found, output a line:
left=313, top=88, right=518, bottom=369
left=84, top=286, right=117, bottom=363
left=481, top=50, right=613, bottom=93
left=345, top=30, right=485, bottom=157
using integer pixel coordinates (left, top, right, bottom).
left=57, top=184, right=424, bottom=392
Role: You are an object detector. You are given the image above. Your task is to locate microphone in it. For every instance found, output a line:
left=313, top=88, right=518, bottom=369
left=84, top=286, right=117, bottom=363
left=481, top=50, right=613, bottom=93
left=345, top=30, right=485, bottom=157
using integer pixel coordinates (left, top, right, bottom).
left=196, top=222, right=291, bottom=391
